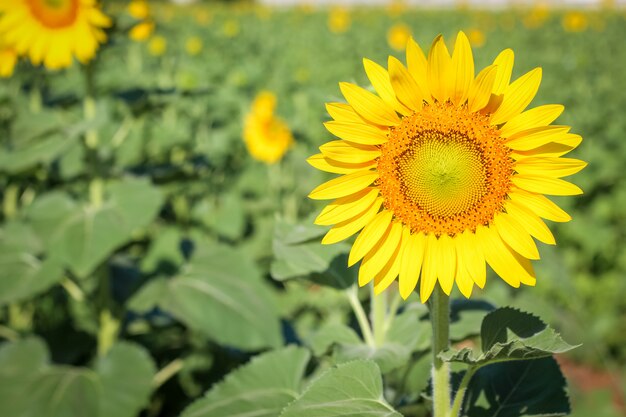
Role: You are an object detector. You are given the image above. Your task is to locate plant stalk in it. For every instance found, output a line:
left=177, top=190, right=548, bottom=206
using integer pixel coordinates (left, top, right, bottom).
left=371, top=284, right=387, bottom=346
left=449, top=366, right=476, bottom=417
left=429, top=284, right=451, bottom=417
left=346, top=285, right=375, bottom=348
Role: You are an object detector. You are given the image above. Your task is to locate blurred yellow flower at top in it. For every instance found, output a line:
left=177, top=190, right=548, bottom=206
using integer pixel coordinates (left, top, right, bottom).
left=130, top=20, right=155, bottom=42
left=328, top=7, right=350, bottom=34
left=185, top=36, right=203, bottom=56
left=244, top=91, right=294, bottom=164
left=223, top=19, right=240, bottom=38
left=148, top=35, right=167, bottom=56
left=467, top=28, right=486, bottom=47
left=128, top=0, right=150, bottom=20
left=562, top=11, right=588, bottom=32
left=0, top=0, right=112, bottom=70
left=387, top=23, right=412, bottom=51
left=195, top=9, right=212, bottom=25
left=387, top=0, right=407, bottom=17
left=523, top=3, right=550, bottom=29
left=0, top=39, right=17, bottom=78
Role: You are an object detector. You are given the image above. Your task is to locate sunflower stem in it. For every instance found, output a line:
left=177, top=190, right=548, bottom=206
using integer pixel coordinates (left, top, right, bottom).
left=83, top=62, right=98, bottom=149
left=449, top=366, right=477, bottom=417
left=346, top=285, right=375, bottom=348
left=429, top=284, right=451, bottom=417
left=371, top=284, right=387, bottom=346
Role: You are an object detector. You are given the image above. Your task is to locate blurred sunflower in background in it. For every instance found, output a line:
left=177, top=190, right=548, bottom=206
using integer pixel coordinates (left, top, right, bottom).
left=309, top=32, right=585, bottom=302
left=128, top=0, right=154, bottom=42
left=562, top=11, right=588, bottom=33
left=244, top=91, right=294, bottom=164
left=387, top=23, right=412, bottom=51
left=328, top=7, right=350, bottom=34
left=0, top=0, right=111, bottom=70
left=0, top=36, right=17, bottom=77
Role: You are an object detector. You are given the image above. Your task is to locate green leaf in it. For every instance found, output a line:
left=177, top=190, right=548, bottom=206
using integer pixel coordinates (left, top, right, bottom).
left=306, top=322, right=361, bottom=357
left=0, top=221, right=64, bottom=306
left=131, top=244, right=282, bottom=350
left=465, top=357, right=570, bottom=417
left=96, top=342, right=156, bottom=417
left=181, top=347, right=310, bottom=417
left=280, top=360, right=401, bottom=417
left=26, top=178, right=163, bottom=278
left=440, top=307, right=577, bottom=366
left=210, top=193, right=246, bottom=240
left=140, top=227, right=184, bottom=273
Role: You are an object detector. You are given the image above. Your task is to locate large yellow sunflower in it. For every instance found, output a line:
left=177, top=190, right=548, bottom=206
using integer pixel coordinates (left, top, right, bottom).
left=0, top=0, right=111, bottom=70
left=308, top=32, right=585, bottom=302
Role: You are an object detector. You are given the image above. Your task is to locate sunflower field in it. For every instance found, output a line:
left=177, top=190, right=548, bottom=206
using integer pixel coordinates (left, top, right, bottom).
left=0, top=1, right=625, bottom=417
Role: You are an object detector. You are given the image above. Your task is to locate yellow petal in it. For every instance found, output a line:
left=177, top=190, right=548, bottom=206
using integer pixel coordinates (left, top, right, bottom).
left=506, top=126, right=572, bottom=151
left=324, top=121, right=389, bottom=145
left=427, top=34, right=452, bottom=103
left=490, top=67, right=542, bottom=125
left=307, top=154, right=377, bottom=174
left=468, top=65, right=497, bottom=113
left=399, top=230, right=426, bottom=299
left=388, top=55, right=426, bottom=111
left=339, top=82, right=400, bottom=127
left=315, top=188, right=379, bottom=226
left=348, top=210, right=393, bottom=266
left=508, top=190, right=572, bottom=223
left=420, top=233, right=439, bottom=303
left=512, top=175, right=583, bottom=196
left=326, top=102, right=364, bottom=123
left=435, top=234, right=456, bottom=295
left=374, top=224, right=405, bottom=294
left=406, top=36, right=430, bottom=102
left=454, top=248, right=474, bottom=298
left=511, top=142, right=577, bottom=160
left=322, top=197, right=383, bottom=244
left=504, top=200, right=556, bottom=245
left=363, top=58, right=412, bottom=115
left=359, top=221, right=402, bottom=286
left=450, top=31, right=474, bottom=105
left=319, top=140, right=381, bottom=164
left=477, top=225, right=536, bottom=287
left=515, top=157, right=587, bottom=178
left=491, top=48, right=514, bottom=95
left=457, top=230, right=486, bottom=288
left=309, top=170, right=378, bottom=200
left=494, top=213, right=540, bottom=260
left=500, top=104, right=565, bottom=138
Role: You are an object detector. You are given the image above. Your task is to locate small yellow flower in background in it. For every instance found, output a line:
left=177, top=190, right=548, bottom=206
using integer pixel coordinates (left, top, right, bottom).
left=0, top=39, right=17, bottom=78
left=223, top=19, right=240, bottom=38
left=328, top=7, right=351, bottom=34
left=562, top=11, right=588, bottom=32
left=523, top=3, right=550, bottom=29
left=467, top=28, right=486, bottom=47
left=387, top=23, right=412, bottom=51
left=129, top=21, right=155, bottom=42
left=0, top=0, right=111, bottom=70
left=309, top=32, right=585, bottom=302
left=387, top=0, right=407, bottom=18
left=128, top=0, right=150, bottom=20
left=148, top=35, right=167, bottom=57
left=244, top=91, right=294, bottom=164
left=195, top=9, right=212, bottom=26
left=185, top=36, right=203, bottom=56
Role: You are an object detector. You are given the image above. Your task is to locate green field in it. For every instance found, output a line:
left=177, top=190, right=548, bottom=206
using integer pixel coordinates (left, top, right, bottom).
left=0, top=3, right=625, bottom=417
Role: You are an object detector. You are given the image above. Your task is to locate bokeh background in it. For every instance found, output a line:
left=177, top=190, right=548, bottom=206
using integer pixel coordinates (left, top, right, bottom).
left=0, top=0, right=625, bottom=416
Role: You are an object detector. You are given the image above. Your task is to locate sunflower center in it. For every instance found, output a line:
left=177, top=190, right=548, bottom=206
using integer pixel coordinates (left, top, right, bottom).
left=377, top=101, right=513, bottom=237
left=27, top=0, right=79, bottom=29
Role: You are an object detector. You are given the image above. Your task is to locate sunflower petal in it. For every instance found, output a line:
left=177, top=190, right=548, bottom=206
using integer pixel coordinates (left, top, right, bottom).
left=315, top=188, right=379, bottom=226
left=427, top=34, right=452, bottom=102
left=435, top=234, right=456, bottom=295
left=512, top=175, right=583, bottom=196
left=491, top=48, right=514, bottom=95
left=306, top=154, right=377, bottom=174
left=326, top=102, right=364, bottom=123
left=374, top=223, right=405, bottom=294
left=339, top=82, right=400, bottom=126
left=506, top=126, right=572, bottom=151
left=491, top=67, right=542, bottom=125
left=494, top=213, right=540, bottom=260
left=468, top=64, right=497, bottom=113
left=504, top=200, right=556, bottom=245
left=363, top=58, right=412, bottom=115
left=508, top=190, right=572, bottom=222
left=349, top=210, right=393, bottom=266
left=359, top=221, right=402, bottom=286
left=451, top=31, right=474, bottom=105
left=319, top=140, right=381, bottom=164
left=420, top=233, right=438, bottom=303
left=309, top=170, right=378, bottom=200
left=457, top=230, right=486, bottom=288
left=322, top=197, right=383, bottom=244
left=454, top=247, right=474, bottom=298
left=406, top=36, right=430, bottom=102
left=500, top=104, right=565, bottom=138
left=399, top=230, right=426, bottom=300
left=324, top=121, right=389, bottom=145
left=388, top=55, right=426, bottom=111
left=515, top=157, right=587, bottom=178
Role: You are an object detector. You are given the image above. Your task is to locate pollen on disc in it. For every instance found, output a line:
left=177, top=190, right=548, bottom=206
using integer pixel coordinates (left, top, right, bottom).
left=377, top=101, right=514, bottom=237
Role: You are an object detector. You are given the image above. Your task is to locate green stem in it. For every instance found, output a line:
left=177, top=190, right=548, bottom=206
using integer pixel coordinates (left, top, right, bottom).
left=96, top=265, right=118, bottom=357
left=152, top=358, right=184, bottom=388
left=371, top=284, right=387, bottom=346
left=3, top=184, right=19, bottom=220
left=84, top=63, right=98, bottom=149
left=429, top=284, right=451, bottom=417
left=449, top=366, right=477, bottom=417
left=29, top=83, right=42, bottom=114
left=346, top=285, right=375, bottom=347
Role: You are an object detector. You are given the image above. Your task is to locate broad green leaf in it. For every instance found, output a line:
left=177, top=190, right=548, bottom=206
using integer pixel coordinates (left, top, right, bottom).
left=306, top=322, right=361, bottom=356
left=465, top=357, right=570, bottom=417
left=209, top=193, right=246, bottom=240
left=0, top=221, right=64, bottom=306
left=280, top=360, right=401, bottom=417
left=26, top=178, right=163, bottom=278
left=140, top=227, right=184, bottom=273
left=440, top=307, right=577, bottom=366
left=96, top=342, right=156, bottom=417
left=181, top=347, right=310, bottom=417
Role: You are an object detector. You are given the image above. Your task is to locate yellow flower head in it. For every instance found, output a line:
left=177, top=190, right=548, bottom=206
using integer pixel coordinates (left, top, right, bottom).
left=128, top=0, right=149, bottom=20
left=195, top=9, right=212, bottom=25
left=185, top=36, right=202, bottom=56
left=467, top=28, right=486, bottom=47
left=562, top=11, right=588, bottom=33
left=0, top=38, right=17, bottom=77
left=328, top=7, right=350, bottom=34
left=0, top=0, right=112, bottom=70
left=129, top=20, right=154, bottom=42
left=523, top=3, right=550, bottom=29
left=148, top=35, right=166, bottom=56
left=309, top=32, right=585, bottom=302
left=244, top=91, right=294, bottom=164
left=387, top=23, right=412, bottom=51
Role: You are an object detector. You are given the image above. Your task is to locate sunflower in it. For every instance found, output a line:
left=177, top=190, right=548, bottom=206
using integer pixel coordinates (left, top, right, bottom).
left=308, top=32, right=585, bottom=302
left=0, top=0, right=111, bottom=70
left=243, top=91, right=293, bottom=164
left=0, top=37, right=17, bottom=77
left=387, top=23, right=412, bottom=51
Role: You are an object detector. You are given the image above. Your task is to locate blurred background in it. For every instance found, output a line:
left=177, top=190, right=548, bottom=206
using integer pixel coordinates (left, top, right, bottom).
left=0, top=0, right=625, bottom=416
